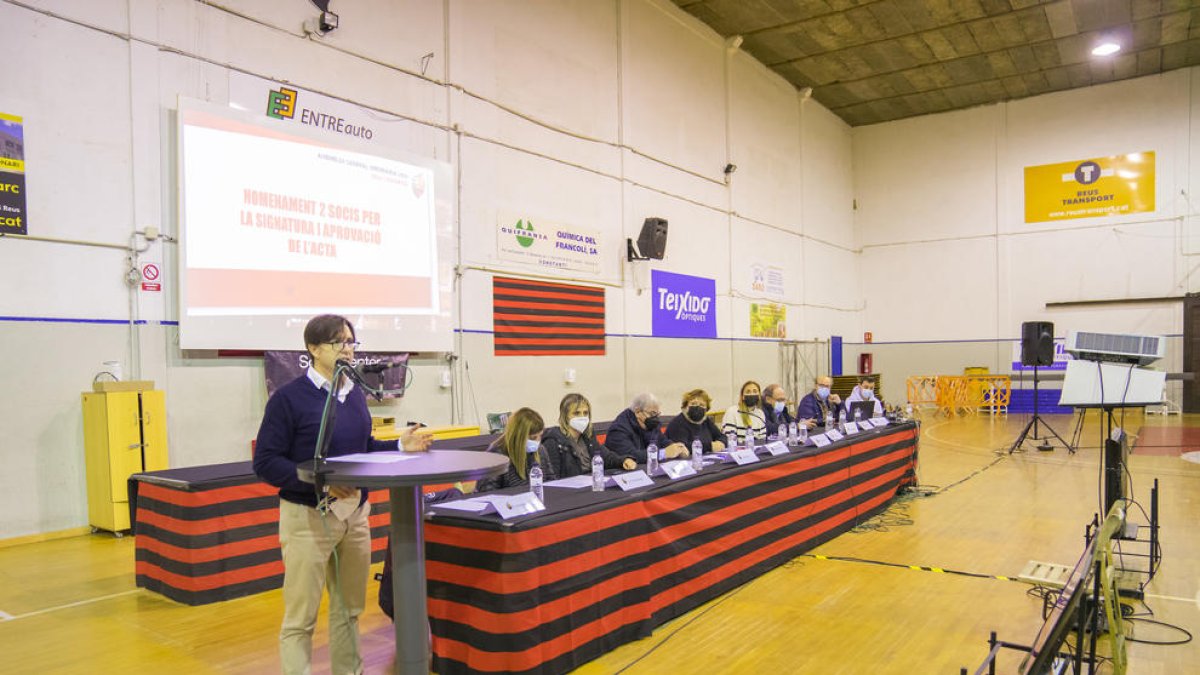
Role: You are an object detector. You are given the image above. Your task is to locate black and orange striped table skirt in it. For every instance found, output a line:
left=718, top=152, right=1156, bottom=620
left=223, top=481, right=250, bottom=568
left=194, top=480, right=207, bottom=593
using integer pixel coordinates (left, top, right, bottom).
left=424, top=423, right=918, bottom=674
left=131, top=463, right=392, bottom=606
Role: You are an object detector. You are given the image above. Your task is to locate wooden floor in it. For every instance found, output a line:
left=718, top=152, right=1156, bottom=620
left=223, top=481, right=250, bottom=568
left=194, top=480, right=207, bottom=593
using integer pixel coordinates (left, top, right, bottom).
left=2, top=413, right=1198, bottom=674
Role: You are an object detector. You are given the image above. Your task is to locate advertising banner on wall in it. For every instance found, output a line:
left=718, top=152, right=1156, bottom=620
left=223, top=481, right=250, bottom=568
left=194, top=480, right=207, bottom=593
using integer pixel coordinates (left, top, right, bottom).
left=496, top=214, right=601, bottom=274
left=0, top=112, right=27, bottom=236
left=750, top=303, right=786, bottom=338
left=750, top=262, right=784, bottom=299
left=1024, top=151, right=1155, bottom=223
left=652, top=270, right=716, bottom=338
left=228, top=72, right=402, bottom=148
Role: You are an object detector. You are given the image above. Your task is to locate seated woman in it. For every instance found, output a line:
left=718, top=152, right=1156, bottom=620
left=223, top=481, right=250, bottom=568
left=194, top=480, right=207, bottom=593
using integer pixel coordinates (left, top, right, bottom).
left=542, top=393, right=636, bottom=478
left=666, top=389, right=727, bottom=454
left=476, top=407, right=556, bottom=492
left=721, top=380, right=767, bottom=444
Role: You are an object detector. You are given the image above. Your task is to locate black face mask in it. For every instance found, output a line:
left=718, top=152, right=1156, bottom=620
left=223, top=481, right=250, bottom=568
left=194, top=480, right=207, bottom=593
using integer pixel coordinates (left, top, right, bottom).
left=643, top=415, right=660, bottom=431
left=686, top=405, right=707, bottom=423
left=743, top=395, right=760, bottom=408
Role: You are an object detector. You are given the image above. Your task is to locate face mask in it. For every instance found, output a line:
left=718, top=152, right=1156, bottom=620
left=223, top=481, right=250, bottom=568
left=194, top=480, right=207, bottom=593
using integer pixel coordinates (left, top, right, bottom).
left=817, top=387, right=830, bottom=399
left=525, top=439, right=540, bottom=454
left=773, top=401, right=785, bottom=414
left=568, top=416, right=589, bottom=433
left=862, top=389, right=874, bottom=400
left=686, top=405, right=706, bottom=423
left=643, top=415, right=660, bottom=431
left=743, top=395, right=760, bottom=408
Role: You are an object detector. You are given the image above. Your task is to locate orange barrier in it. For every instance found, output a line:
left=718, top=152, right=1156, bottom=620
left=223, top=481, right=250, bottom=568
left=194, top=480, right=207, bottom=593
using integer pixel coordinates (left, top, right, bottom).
left=907, top=375, right=1011, bottom=417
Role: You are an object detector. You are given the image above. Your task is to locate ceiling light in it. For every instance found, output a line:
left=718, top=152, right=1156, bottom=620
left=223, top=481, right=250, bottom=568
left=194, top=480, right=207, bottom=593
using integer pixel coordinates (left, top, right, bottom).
left=1092, top=42, right=1120, bottom=56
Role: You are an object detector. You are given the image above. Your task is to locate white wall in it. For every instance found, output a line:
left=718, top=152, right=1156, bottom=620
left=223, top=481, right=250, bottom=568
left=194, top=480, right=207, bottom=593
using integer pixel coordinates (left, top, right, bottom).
left=853, top=68, right=1197, bottom=405
left=0, top=0, right=853, bottom=537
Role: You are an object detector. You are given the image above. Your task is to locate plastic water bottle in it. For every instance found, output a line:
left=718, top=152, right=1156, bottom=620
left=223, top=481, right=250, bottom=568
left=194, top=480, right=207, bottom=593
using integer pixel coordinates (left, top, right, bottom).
left=646, top=442, right=659, bottom=476
left=777, top=424, right=787, bottom=443
left=591, top=453, right=605, bottom=492
left=825, top=412, right=833, bottom=430
left=799, top=424, right=808, bottom=444
left=838, top=409, right=847, bottom=433
left=529, top=462, right=544, bottom=502
left=691, top=439, right=703, bottom=471
left=854, top=407, right=862, bottom=424
left=726, top=431, right=737, bottom=450
left=788, top=422, right=797, bottom=445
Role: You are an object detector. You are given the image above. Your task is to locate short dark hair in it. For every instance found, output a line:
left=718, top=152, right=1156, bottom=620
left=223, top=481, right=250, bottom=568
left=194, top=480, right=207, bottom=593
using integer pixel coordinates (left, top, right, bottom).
left=304, top=314, right=354, bottom=353
left=859, top=376, right=876, bottom=386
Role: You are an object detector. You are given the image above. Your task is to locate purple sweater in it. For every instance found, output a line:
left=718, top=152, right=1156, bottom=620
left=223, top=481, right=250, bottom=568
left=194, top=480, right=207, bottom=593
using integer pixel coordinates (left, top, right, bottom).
left=253, top=374, right=394, bottom=507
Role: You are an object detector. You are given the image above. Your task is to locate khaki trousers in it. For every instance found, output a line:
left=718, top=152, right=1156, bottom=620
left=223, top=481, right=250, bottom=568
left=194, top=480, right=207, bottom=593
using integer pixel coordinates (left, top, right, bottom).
left=278, top=497, right=371, bottom=675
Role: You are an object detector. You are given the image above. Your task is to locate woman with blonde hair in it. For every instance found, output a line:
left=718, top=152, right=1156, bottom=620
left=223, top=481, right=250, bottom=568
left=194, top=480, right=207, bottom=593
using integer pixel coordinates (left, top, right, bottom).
left=476, top=407, right=556, bottom=492
left=542, top=393, right=636, bottom=478
left=721, top=380, right=767, bottom=445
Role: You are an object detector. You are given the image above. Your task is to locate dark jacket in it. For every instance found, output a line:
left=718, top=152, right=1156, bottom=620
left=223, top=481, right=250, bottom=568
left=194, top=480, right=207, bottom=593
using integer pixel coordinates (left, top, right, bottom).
left=797, top=391, right=844, bottom=425
left=665, top=414, right=724, bottom=454
left=605, top=407, right=668, bottom=464
left=541, top=427, right=626, bottom=478
left=761, top=402, right=795, bottom=434
left=475, top=439, right=557, bottom=492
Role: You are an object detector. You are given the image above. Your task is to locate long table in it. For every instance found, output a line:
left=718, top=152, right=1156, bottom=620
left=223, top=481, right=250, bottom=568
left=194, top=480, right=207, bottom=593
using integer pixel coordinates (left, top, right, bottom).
left=423, top=421, right=919, bottom=674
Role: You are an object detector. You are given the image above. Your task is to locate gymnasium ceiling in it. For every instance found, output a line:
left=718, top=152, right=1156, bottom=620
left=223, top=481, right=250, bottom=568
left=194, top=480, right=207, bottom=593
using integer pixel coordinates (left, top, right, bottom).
left=671, top=0, right=1200, bottom=126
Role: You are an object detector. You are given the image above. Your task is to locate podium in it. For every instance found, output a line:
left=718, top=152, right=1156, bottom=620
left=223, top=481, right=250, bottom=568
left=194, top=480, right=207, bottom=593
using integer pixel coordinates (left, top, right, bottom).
left=297, top=450, right=507, bottom=675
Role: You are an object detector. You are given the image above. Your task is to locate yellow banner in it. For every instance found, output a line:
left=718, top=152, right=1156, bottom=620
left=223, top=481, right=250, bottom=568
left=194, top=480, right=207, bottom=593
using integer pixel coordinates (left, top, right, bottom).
left=1024, top=152, right=1154, bottom=223
left=0, top=157, right=24, bottom=173
left=750, top=303, right=786, bottom=338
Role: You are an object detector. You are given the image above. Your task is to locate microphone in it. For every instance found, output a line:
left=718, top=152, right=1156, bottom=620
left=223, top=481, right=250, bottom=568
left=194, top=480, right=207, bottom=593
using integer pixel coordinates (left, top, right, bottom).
left=360, top=361, right=403, bottom=374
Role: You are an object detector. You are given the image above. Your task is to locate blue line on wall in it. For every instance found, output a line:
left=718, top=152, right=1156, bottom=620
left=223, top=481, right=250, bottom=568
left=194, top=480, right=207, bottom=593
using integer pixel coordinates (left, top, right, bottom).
left=0, top=315, right=179, bottom=326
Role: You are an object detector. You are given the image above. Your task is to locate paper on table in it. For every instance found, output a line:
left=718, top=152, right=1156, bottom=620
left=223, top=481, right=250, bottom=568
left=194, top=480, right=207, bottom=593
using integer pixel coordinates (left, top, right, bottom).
left=434, top=499, right=495, bottom=514
left=545, top=475, right=599, bottom=489
left=326, top=452, right=415, bottom=463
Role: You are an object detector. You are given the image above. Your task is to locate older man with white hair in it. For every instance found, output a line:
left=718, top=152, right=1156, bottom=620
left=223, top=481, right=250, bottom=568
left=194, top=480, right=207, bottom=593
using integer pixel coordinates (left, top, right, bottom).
left=605, top=392, right=688, bottom=464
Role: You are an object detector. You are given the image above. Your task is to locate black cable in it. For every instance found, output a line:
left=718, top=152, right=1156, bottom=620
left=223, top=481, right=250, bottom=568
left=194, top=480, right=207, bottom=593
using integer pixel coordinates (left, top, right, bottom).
left=613, top=581, right=751, bottom=673
left=1125, top=617, right=1193, bottom=646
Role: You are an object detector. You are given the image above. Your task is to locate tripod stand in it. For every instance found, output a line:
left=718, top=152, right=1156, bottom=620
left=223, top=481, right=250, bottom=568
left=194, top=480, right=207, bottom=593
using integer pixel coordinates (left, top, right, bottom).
left=1009, top=364, right=1073, bottom=453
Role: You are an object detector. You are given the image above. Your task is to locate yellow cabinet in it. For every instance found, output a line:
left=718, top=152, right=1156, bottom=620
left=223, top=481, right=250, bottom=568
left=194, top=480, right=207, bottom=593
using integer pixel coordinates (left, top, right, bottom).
left=82, top=389, right=169, bottom=533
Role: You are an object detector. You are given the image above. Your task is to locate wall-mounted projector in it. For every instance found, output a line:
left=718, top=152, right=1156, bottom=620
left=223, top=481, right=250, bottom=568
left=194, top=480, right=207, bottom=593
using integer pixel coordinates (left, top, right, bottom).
left=1065, top=330, right=1164, bottom=366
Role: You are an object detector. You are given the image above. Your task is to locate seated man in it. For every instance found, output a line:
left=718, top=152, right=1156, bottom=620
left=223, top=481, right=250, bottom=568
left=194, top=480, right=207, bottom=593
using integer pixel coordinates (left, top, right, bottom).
left=796, top=375, right=843, bottom=428
left=843, top=375, right=884, bottom=418
left=760, top=383, right=795, bottom=436
left=606, top=392, right=687, bottom=464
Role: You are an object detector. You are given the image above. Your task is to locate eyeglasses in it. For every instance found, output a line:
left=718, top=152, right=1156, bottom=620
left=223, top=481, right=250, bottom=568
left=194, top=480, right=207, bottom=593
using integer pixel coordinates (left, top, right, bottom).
left=326, top=339, right=361, bottom=350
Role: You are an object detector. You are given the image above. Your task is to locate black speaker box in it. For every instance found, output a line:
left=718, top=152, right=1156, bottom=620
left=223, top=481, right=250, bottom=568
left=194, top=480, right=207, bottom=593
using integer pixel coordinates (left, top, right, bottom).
left=636, top=218, right=668, bottom=260
left=1021, top=321, right=1055, bottom=367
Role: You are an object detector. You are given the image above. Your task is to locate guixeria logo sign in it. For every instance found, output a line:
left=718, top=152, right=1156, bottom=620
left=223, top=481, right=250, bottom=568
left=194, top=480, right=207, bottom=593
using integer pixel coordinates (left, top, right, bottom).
left=515, top=220, right=535, bottom=248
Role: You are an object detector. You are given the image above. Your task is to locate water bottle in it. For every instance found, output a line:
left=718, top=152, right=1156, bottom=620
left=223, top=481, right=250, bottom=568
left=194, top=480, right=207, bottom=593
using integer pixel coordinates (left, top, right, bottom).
left=777, top=424, right=786, bottom=443
left=529, top=462, right=544, bottom=502
left=788, top=422, right=797, bottom=445
left=854, top=407, right=862, bottom=424
left=825, top=412, right=833, bottom=430
left=838, top=409, right=847, bottom=433
left=726, top=431, right=737, bottom=450
left=646, top=442, right=659, bottom=476
left=799, top=423, right=808, bottom=444
left=691, top=439, right=703, bottom=471
left=591, top=453, right=605, bottom=492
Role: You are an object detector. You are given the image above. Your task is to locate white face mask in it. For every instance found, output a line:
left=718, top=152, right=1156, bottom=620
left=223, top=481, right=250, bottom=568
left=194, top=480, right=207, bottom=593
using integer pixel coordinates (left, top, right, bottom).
left=525, top=439, right=540, bottom=454
left=862, top=389, right=874, bottom=400
left=568, top=416, right=589, bottom=433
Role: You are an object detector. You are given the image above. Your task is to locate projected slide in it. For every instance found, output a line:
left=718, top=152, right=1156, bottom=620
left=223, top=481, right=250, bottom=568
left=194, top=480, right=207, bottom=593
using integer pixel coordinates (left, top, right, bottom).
left=178, top=100, right=453, bottom=351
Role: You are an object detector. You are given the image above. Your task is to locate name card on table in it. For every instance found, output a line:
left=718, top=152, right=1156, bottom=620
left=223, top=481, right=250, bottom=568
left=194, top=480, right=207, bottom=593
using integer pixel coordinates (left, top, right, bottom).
left=493, top=492, right=545, bottom=520
left=612, top=470, right=655, bottom=491
left=844, top=422, right=861, bottom=435
left=661, top=460, right=697, bottom=480
left=810, top=434, right=831, bottom=448
left=825, top=429, right=845, bottom=442
left=729, top=448, right=760, bottom=465
left=764, top=441, right=790, bottom=456
left=870, top=417, right=889, bottom=427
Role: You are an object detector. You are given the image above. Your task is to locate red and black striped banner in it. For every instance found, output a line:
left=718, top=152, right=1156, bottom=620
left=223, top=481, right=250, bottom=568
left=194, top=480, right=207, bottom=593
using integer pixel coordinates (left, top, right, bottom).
left=492, top=276, right=605, bottom=356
